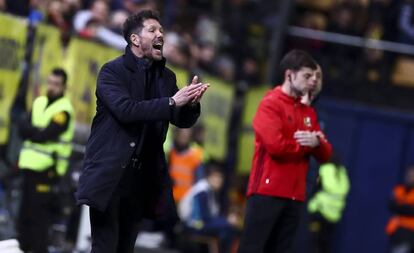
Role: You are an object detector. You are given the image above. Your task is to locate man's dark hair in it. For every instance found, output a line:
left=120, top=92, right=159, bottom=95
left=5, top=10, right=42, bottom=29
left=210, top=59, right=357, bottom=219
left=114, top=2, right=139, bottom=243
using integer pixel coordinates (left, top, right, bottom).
left=279, top=49, right=317, bottom=77
left=51, top=67, right=68, bottom=85
left=122, top=10, right=160, bottom=44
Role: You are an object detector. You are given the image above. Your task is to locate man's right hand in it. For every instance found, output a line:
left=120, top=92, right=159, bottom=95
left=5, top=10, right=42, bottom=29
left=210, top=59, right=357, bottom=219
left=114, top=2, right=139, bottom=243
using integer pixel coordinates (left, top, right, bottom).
left=172, top=76, right=209, bottom=107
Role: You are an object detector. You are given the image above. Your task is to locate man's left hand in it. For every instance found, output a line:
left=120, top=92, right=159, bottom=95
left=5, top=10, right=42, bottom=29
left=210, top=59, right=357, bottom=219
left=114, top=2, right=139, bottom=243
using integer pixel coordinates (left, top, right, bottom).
left=187, top=75, right=209, bottom=104
left=294, top=130, right=320, bottom=148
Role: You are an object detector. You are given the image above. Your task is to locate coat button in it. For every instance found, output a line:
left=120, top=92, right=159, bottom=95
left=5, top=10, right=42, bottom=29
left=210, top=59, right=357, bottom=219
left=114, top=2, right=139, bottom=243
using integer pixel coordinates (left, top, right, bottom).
left=129, top=142, right=135, bottom=147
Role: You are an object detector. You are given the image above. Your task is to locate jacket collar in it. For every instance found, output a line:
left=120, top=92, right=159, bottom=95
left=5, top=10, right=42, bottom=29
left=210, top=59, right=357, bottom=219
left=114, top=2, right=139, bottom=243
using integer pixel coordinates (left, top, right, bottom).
left=274, top=86, right=302, bottom=104
left=123, top=45, right=166, bottom=73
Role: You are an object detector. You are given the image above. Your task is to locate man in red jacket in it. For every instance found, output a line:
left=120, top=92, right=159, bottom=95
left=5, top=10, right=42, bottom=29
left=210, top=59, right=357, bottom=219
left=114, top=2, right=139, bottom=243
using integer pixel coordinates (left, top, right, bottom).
left=237, top=50, right=332, bottom=253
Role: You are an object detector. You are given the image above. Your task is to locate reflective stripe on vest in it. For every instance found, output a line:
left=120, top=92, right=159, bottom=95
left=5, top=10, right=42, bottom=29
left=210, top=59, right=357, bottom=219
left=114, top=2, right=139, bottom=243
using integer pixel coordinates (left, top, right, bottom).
left=18, top=96, right=74, bottom=176
left=308, top=163, right=350, bottom=223
left=22, top=143, right=71, bottom=160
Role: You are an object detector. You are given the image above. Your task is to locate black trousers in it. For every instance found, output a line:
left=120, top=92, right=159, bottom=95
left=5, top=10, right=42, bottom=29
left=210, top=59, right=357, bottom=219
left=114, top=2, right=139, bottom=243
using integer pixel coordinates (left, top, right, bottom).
left=17, top=170, right=56, bottom=253
left=237, top=195, right=303, bottom=253
left=90, top=193, right=143, bottom=253
left=89, top=160, right=156, bottom=253
left=308, top=212, right=335, bottom=253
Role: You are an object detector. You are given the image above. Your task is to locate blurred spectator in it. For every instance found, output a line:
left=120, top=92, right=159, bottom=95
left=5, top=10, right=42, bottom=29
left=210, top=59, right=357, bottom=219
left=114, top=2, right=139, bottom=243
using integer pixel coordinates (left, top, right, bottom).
left=47, top=0, right=68, bottom=31
left=164, top=31, right=190, bottom=68
left=307, top=156, right=350, bottom=253
left=239, top=55, right=261, bottom=86
left=323, top=3, right=360, bottom=90
left=398, top=0, right=414, bottom=44
left=46, top=0, right=73, bottom=45
left=326, top=2, right=360, bottom=37
left=122, top=0, right=156, bottom=14
left=0, top=0, right=5, bottom=11
left=178, top=162, right=239, bottom=253
left=73, top=0, right=109, bottom=32
left=353, top=17, right=390, bottom=88
left=195, top=15, right=219, bottom=46
left=74, top=0, right=126, bottom=49
left=27, top=0, right=45, bottom=24
left=355, top=48, right=390, bottom=88
left=301, top=64, right=327, bottom=204
left=290, top=11, right=327, bottom=60
left=168, top=127, right=204, bottom=203
left=301, top=64, right=323, bottom=107
left=108, top=9, right=128, bottom=35
left=195, top=41, right=217, bottom=74
left=215, top=55, right=235, bottom=82
left=386, top=165, right=414, bottom=253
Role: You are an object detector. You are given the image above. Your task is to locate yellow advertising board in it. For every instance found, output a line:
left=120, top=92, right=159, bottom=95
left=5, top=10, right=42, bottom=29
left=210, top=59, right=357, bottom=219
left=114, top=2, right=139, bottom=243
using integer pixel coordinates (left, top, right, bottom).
left=167, top=64, right=189, bottom=89
left=237, top=86, right=270, bottom=174
left=0, top=14, right=27, bottom=145
left=199, top=75, right=235, bottom=160
left=65, top=38, right=120, bottom=125
left=26, top=23, right=63, bottom=109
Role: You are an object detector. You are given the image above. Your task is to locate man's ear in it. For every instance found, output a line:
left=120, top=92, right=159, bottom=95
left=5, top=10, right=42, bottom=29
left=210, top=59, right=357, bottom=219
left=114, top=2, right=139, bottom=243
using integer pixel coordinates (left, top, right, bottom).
left=285, top=69, right=292, bottom=81
left=130, top=34, right=140, bottom=47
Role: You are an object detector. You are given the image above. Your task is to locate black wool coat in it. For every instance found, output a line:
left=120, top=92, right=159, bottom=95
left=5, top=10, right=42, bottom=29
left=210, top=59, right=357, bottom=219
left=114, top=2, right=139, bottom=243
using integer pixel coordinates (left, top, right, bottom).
left=75, top=46, right=200, bottom=215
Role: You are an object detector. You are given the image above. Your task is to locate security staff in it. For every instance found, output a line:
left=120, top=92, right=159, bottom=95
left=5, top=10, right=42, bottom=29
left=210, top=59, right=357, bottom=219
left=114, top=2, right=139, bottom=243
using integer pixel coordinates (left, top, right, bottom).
left=308, top=159, right=350, bottom=253
left=17, top=68, right=74, bottom=253
left=386, top=165, right=414, bottom=253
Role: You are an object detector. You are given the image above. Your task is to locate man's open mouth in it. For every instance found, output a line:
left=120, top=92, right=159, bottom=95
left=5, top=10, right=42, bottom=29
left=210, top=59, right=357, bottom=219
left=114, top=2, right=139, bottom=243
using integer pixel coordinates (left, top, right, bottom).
left=153, top=41, right=163, bottom=51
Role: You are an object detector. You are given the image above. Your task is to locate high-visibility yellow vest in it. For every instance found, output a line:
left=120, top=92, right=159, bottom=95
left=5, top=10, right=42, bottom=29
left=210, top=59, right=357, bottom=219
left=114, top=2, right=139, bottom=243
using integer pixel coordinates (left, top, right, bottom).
left=18, top=96, right=74, bottom=176
left=308, top=163, right=350, bottom=223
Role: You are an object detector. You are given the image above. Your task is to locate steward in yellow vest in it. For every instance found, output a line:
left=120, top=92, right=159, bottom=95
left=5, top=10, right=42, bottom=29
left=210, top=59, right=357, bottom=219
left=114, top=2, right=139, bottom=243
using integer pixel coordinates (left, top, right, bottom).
left=16, top=68, right=74, bottom=253
left=308, top=160, right=350, bottom=253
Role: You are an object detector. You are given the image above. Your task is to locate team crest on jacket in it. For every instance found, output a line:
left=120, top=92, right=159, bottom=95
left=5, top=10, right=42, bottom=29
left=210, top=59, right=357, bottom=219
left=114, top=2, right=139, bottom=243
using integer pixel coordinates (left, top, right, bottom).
left=304, top=117, right=312, bottom=127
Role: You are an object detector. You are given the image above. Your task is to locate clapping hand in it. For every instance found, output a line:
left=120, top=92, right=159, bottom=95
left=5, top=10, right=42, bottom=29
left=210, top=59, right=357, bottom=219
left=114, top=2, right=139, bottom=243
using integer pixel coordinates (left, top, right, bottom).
left=172, top=75, right=209, bottom=107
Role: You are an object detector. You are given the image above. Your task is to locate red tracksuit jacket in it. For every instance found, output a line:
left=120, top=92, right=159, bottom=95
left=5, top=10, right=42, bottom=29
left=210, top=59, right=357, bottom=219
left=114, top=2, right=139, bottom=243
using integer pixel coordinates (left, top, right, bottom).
left=246, top=86, right=332, bottom=201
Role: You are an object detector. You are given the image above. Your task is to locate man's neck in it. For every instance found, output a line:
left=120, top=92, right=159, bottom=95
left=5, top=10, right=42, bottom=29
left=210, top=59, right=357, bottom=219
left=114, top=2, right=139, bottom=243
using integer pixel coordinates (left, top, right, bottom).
left=47, top=94, right=63, bottom=106
left=130, top=45, right=153, bottom=67
left=130, top=45, right=142, bottom=58
left=281, top=81, right=300, bottom=98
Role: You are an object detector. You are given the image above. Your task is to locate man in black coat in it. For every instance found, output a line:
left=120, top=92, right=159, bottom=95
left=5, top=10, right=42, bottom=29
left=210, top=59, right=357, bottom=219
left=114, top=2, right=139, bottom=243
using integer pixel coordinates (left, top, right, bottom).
left=75, top=10, right=209, bottom=253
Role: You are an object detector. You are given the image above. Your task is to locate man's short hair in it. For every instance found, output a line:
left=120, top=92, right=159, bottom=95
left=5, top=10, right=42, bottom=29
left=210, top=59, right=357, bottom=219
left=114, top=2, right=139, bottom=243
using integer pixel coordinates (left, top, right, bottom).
left=51, top=67, right=68, bottom=85
left=280, top=49, right=317, bottom=76
left=122, top=10, right=160, bottom=44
